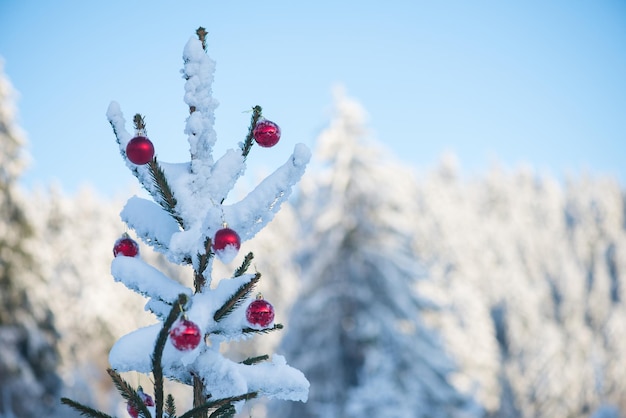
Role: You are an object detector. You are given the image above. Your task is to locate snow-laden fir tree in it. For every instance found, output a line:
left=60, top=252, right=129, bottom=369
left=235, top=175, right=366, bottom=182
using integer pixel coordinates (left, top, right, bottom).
left=27, top=186, right=160, bottom=412
left=0, top=60, right=62, bottom=417
left=270, top=87, right=480, bottom=418
left=411, top=161, right=626, bottom=418
left=61, top=28, right=309, bottom=418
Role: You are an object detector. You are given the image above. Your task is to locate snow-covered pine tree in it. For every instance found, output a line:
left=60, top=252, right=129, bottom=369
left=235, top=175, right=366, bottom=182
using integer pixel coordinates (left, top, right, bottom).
left=270, top=87, right=480, bottom=418
left=411, top=162, right=626, bottom=418
left=28, top=185, right=160, bottom=411
left=0, top=61, right=62, bottom=417
left=61, top=28, right=309, bottom=418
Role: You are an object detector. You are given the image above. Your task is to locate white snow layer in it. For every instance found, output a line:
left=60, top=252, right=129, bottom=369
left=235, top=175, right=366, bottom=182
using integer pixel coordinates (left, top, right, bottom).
left=110, top=256, right=191, bottom=304
left=109, top=275, right=309, bottom=402
left=121, top=196, right=180, bottom=249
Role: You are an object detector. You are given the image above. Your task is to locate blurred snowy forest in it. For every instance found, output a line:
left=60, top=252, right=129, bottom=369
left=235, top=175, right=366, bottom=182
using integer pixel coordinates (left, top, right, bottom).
left=1, top=65, right=625, bottom=418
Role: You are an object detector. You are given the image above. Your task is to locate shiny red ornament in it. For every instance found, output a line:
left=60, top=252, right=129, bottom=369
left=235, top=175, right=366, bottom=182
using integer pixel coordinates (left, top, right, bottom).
left=126, top=135, right=155, bottom=165
left=246, top=295, right=275, bottom=328
left=113, top=234, right=139, bottom=257
left=212, top=227, right=241, bottom=263
left=169, top=318, right=202, bottom=351
left=127, top=387, right=154, bottom=418
left=252, top=120, right=281, bottom=148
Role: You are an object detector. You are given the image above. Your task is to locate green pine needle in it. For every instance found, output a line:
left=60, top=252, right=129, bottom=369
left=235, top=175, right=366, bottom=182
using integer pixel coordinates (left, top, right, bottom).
left=178, top=392, right=257, bottom=418
left=107, top=369, right=152, bottom=418
left=148, top=159, right=183, bottom=228
left=165, top=394, right=177, bottom=418
left=242, top=323, right=284, bottom=335
left=213, top=273, right=261, bottom=322
left=233, top=252, right=254, bottom=277
left=241, top=106, right=263, bottom=159
left=110, top=119, right=122, bottom=146
left=60, top=398, right=115, bottom=418
left=208, top=404, right=236, bottom=418
left=241, top=354, right=269, bottom=365
left=195, top=237, right=213, bottom=291
left=153, top=293, right=189, bottom=418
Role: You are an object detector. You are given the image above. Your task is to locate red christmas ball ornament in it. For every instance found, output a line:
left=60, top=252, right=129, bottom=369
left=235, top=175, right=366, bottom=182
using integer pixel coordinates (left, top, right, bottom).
left=246, top=294, right=275, bottom=328
left=212, top=227, right=241, bottom=263
left=253, top=120, right=281, bottom=148
left=127, top=387, right=154, bottom=418
left=169, top=318, right=202, bottom=351
left=113, top=234, right=139, bottom=258
left=126, top=135, right=155, bottom=165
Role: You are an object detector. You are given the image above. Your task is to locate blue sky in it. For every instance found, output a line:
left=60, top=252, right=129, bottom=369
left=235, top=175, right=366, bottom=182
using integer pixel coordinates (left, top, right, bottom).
left=1, top=1, right=625, bottom=197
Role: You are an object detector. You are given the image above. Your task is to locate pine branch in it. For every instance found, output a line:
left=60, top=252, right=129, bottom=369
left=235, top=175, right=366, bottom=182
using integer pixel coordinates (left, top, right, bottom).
left=195, top=237, right=213, bottom=292
left=241, top=354, right=269, bottom=365
left=211, top=323, right=282, bottom=337
left=133, top=114, right=147, bottom=133
left=165, top=394, right=177, bottom=418
left=242, top=323, right=284, bottom=334
left=127, top=114, right=180, bottom=224
left=196, top=27, right=208, bottom=51
left=193, top=375, right=208, bottom=418
left=107, top=369, right=152, bottom=418
left=179, top=403, right=216, bottom=418
left=213, top=273, right=261, bottom=322
left=60, top=398, right=115, bottom=418
left=178, top=392, right=257, bottom=418
left=148, top=159, right=183, bottom=228
left=188, top=28, right=209, bottom=114
left=241, top=106, right=263, bottom=159
left=153, top=293, right=190, bottom=418
left=108, top=112, right=140, bottom=171
left=233, top=252, right=254, bottom=277
left=208, top=404, right=235, bottom=418
left=110, top=119, right=122, bottom=146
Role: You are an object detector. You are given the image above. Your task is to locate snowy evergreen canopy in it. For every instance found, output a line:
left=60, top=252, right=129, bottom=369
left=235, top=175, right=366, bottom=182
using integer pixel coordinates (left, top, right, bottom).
left=271, top=87, right=480, bottom=418
left=0, top=60, right=61, bottom=418
left=412, top=161, right=626, bottom=417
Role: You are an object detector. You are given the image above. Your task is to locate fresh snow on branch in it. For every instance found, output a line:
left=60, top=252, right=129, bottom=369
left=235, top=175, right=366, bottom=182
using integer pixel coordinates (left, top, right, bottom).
left=110, top=256, right=191, bottom=304
left=120, top=196, right=180, bottom=251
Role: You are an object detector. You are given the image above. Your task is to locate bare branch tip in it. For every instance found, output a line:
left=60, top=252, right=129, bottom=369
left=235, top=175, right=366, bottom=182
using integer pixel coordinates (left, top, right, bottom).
left=196, top=27, right=208, bottom=51
left=133, top=114, right=146, bottom=132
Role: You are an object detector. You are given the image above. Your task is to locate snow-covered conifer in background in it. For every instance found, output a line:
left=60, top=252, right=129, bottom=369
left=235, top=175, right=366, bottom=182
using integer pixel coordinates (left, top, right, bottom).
left=412, top=161, right=626, bottom=417
left=0, top=60, right=62, bottom=417
left=270, top=87, right=480, bottom=418
left=61, top=28, right=309, bottom=418
left=27, top=185, right=162, bottom=412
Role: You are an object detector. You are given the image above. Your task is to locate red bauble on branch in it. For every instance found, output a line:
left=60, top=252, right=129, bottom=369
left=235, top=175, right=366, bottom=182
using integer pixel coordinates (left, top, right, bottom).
left=253, top=119, right=281, bottom=147
left=169, top=318, right=202, bottom=351
left=127, top=387, right=154, bottom=418
left=126, top=135, right=155, bottom=165
left=212, top=227, right=241, bottom=263
left=246, top=294, right=275, bottom=328
left=113, top=233, right=139, bottom=258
